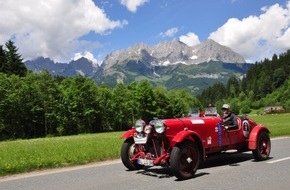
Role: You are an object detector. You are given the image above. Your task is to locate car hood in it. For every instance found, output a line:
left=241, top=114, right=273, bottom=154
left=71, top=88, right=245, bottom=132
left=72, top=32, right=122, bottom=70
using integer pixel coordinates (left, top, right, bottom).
left=162, top=117, right=221, bottom=136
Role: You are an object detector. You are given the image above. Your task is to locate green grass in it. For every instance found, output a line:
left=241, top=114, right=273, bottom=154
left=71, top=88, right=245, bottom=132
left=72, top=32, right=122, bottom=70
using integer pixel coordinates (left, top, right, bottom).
left=1, top=113, right=290, bottom=176
left=0, top=132, right=124, bottom=176
left=249, top=113, right=290, bottom=137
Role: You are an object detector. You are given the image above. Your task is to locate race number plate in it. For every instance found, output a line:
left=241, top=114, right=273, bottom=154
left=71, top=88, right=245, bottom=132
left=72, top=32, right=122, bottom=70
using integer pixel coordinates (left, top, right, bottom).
left=137, top=159, right=154, bottom=166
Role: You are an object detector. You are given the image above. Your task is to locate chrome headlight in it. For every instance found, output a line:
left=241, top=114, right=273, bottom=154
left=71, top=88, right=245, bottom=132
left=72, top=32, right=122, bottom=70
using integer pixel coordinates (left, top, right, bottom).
left=135, top=119, right=145, bottom=133
left=154, top=120, right=165, bottom=134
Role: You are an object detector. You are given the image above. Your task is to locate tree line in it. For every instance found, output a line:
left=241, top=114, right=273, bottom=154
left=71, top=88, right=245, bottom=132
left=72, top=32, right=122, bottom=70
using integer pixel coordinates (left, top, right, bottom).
left=0, top=42, right=201, bottom=140
left=198, top=50, right=290, bottom=114
left=0, top=72, right=201, bottom=140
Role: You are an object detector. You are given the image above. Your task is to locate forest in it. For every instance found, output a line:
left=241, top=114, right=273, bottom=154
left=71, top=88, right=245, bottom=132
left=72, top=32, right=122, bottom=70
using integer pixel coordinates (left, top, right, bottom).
left=198, top=50, right=290, bottom=114
left=0, top=40, right=289, bottom=140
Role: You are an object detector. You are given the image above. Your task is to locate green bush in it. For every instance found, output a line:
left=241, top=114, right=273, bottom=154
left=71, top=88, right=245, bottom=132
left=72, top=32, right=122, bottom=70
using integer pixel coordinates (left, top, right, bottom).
left=240, top=105, right=251, bottom=114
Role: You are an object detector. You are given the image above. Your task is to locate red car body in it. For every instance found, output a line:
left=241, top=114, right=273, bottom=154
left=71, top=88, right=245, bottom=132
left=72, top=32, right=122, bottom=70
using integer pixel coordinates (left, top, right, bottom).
left=121, top=114, right=271, bottom=180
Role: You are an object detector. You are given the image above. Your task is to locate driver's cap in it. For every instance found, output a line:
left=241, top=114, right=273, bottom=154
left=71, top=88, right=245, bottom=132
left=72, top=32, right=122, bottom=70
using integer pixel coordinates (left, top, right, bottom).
left=222, top=104, right=230, bottom=109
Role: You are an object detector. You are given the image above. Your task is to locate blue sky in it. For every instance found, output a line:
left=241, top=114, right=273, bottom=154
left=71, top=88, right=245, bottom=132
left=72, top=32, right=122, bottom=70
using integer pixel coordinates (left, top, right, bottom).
left=0, top=0, right=290, bottom=64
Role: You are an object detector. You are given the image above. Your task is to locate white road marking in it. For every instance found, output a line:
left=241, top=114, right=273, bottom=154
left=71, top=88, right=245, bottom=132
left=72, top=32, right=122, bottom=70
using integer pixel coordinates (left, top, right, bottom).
left=0, top=159, right=121, bottom=182
left=271, top=136, right=290, bottom=140
left=267, top=157, right=290, bottom=164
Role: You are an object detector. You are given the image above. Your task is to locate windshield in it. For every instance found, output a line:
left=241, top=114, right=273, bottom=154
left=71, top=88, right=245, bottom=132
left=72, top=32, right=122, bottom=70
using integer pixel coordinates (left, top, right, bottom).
left=189, top=108, right=200, bottom=117
left=204, top=107, right=218, bottom=116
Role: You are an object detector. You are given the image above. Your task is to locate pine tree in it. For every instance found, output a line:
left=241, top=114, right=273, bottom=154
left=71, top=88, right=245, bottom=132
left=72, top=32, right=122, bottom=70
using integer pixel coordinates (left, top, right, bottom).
left=3, top=40, right=27, bottom=77
left=0, top=45, right=6, bottom=72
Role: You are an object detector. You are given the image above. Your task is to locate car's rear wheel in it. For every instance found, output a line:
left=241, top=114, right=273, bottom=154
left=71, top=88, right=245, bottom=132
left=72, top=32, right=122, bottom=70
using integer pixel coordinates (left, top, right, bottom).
left=170, top=141, right=200, bottom=180
left=252, top=131, right=271, bottom=161
left=121, top=138, right=144, bottom=170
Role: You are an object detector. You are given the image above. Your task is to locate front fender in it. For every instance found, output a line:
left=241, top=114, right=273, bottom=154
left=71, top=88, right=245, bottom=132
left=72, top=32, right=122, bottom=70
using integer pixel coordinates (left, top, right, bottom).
left=248, top=125, right=270, bottom=150
left=171, top=130, right=205, bottom=159
left=121, top=129, right=136, bottom=139
left=171, top=130, right=196, bottom=145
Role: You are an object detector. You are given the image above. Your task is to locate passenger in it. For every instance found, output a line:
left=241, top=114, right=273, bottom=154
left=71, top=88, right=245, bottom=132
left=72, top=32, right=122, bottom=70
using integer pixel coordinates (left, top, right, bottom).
left=204, top=103, right=219, bottom=117
left=207, top=104, right=216, bottom=116
left=221, top=104, right=238, bottom=130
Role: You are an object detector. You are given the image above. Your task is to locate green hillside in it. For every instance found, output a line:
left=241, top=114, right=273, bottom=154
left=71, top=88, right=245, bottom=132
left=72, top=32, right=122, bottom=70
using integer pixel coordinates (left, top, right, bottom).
left=94, top=61, right=252, bottom=95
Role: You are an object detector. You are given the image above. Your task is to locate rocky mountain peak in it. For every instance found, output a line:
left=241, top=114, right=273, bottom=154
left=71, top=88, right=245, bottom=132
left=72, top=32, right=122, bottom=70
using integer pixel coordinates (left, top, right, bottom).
left=101, top=39, right=246, bottom=70
left=191, top=39, right=245, bottom=64
left=149, top=39, right=190, bottom=64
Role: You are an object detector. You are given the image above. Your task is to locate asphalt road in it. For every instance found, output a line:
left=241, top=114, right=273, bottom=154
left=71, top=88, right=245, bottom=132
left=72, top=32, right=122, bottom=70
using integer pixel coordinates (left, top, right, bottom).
left=1, top=137, right=290, bottom=190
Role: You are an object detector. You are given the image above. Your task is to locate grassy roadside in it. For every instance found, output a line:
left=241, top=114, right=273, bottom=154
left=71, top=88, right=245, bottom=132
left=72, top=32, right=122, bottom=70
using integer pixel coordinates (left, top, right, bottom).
left=0, top=113, right=289, bottom=176
left=0, top=132, right=124, bottom=176
left=249, top=113, right=290, bottom=137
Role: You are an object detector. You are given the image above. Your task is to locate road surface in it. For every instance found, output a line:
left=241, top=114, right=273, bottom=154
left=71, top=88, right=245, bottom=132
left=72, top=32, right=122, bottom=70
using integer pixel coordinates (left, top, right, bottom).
left=1, top=137, right=290, bottom=190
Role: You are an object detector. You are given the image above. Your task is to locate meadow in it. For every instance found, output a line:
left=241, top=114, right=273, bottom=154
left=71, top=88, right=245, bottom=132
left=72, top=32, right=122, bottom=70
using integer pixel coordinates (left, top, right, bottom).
left=0, top=113, right=289, bottom=176
left=0, top=132, right=123, bottom=176
left=249, top=113, right=290, bottom=137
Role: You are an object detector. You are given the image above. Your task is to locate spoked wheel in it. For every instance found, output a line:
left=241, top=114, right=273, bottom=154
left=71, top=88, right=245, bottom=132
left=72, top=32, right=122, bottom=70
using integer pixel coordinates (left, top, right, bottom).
left=120, top=138, right=144, bottom=170
left=170, top=141, right=200, bottom=180
left=252, top=131, right=271, bottom=161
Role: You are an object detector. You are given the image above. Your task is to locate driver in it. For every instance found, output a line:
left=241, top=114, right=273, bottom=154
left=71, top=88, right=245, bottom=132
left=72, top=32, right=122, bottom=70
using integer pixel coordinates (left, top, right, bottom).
left=221, top=104, right=238, bottom=130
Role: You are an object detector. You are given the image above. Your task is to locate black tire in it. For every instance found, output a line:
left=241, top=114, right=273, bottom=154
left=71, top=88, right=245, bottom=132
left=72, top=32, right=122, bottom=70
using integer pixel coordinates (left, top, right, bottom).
left=252, top=131, right=271, bottom=161
left=170, top=141, right=200, bottom=180
left=120, top=138, right=143, bottom=170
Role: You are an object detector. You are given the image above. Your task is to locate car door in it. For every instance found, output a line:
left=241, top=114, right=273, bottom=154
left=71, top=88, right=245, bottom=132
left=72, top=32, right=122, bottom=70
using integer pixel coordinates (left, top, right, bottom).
left=222, top=118, right=242, bottom=145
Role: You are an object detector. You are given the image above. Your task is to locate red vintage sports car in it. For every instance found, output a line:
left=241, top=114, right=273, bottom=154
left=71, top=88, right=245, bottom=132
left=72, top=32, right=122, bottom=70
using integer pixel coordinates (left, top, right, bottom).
left=120, top=109, right=271, bottom=180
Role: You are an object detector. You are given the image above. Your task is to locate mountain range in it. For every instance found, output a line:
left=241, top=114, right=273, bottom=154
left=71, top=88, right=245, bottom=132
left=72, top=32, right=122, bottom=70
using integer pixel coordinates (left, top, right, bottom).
left=24, top=57, right=99, bottom=77
left=24, top=39, right=252, bottom=95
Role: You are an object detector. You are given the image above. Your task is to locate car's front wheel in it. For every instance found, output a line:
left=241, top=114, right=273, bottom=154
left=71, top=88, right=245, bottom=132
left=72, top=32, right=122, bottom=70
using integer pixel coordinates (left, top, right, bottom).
left=252, top=131, right=271, bottom=161
left=170, top=141, right=200, bottom=180
left=120, top=138, right=144, bottom=170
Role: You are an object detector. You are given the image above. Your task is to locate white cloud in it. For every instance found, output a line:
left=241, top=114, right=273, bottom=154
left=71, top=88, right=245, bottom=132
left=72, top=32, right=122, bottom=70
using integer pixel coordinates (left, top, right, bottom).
left=160, top=27, right=179, bottom=38
left=120, top=0, right=149, bottom=13
left=0, top=0, right=128, bottom=62
left=209, top=2, right=290, bottom=62
left=179, top=32, right=200, bottom=46
left=73, top=51, right=99, bottom=66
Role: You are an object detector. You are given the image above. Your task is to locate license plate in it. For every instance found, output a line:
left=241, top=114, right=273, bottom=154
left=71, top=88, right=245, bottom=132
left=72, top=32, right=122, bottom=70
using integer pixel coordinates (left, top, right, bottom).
left=137, top=159, right=154, bottom=166
left=134, top=136, right=147, bottom=144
